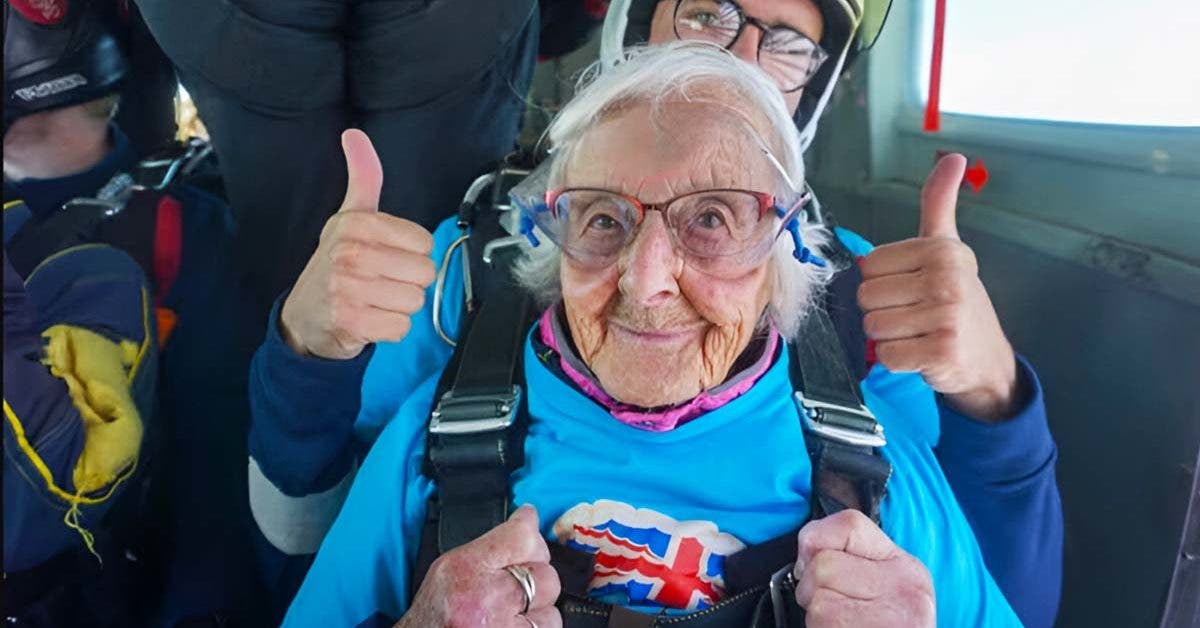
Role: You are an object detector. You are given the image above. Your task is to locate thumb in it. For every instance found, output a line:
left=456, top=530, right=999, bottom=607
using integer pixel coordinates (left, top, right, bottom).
left=918, top=153, right=967, bottom=239
left=339, top=128, right=383, bottom=213
left=473, top=504, right=550, bottom=568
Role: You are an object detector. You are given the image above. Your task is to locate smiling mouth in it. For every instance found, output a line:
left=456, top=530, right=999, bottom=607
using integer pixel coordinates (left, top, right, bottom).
left=610, top=320, right=704, bottom=344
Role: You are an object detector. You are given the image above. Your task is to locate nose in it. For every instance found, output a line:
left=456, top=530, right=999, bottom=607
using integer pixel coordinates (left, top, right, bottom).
left=617, top=213, right=683, bottom=307
left=728, top=22, right=763, bottom=64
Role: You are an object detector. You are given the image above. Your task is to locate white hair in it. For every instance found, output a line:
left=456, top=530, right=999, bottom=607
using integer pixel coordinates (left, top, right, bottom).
left=513, top=41, right=837, bottom=339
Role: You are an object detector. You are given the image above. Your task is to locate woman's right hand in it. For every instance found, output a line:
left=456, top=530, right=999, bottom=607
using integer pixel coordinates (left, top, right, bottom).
left=398, top=505, right=563, bottom=628
left=280, top=129, right=437, bottom=360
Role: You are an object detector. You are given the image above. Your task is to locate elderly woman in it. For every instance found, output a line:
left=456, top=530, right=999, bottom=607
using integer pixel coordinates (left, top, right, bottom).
left=274, top=43, right=1026, bottom=627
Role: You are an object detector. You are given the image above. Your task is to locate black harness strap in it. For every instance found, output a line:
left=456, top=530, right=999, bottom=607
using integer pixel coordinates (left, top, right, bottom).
left=412, top=175, right=891, bottom=626
left=413, top=167, right=535, bottom=592
left=721, top=302, right=890, bottom=602
left=791, top=304, right=891, bottom=524
left=4, top=138, right=214, bottom=288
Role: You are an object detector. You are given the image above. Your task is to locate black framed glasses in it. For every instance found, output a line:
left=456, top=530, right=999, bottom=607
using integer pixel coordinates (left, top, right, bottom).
left=673, top=0, right=830, bottom=93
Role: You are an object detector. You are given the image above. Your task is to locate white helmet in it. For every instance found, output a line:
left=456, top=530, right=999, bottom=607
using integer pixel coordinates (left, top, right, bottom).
left=599, top=0, right=892, bottom=150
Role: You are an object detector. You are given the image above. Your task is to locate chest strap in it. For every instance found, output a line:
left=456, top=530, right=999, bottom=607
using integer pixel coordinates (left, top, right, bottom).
left=413, top=173, right=891, bottom=625
left=413, top=169, right=535, bottom=592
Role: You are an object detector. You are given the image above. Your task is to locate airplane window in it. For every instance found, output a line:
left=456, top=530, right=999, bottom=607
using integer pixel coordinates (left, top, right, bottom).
left=916, top=0, right=1200, bottom=126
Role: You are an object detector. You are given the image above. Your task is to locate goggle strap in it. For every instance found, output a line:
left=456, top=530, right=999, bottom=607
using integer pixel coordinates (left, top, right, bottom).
left=776, top=205, right=827, bottom=268
left=519, top=207, right=542, bottom=248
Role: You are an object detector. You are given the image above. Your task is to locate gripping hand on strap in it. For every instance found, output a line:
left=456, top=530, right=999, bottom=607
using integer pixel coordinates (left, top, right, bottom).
left=792, top=510, right=935, bottom=628
left=400, top=505, right=562, bottom=628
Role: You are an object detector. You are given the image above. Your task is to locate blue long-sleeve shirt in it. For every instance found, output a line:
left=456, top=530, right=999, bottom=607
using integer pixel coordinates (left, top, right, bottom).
left=248, top=219, right=1063, bottom=626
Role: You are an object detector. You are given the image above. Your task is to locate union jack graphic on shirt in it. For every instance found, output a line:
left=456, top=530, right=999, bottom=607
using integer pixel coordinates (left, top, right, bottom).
left=552, top=500, right=746, bottom=611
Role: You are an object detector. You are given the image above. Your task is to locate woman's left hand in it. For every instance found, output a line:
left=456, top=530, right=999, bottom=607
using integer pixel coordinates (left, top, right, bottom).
left=794, top=510, right=936, bottom=628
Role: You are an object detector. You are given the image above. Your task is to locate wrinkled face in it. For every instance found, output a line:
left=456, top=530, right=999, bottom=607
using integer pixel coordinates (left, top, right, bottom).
left=648, top=0, right=825, bottom=116
left=559, top=103, right=779, bottom=408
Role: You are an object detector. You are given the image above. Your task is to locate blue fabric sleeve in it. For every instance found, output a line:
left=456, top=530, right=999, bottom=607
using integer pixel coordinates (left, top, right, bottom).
left=247, top=295, right=374, bottom=496
left=3, top=246, right=154, bottom=571
left=3, top=251, right=86, bottom=495
left=935, top=355, right=1063, bottom=628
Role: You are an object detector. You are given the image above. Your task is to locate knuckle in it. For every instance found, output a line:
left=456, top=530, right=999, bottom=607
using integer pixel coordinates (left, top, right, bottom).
left=407, top=285, right=427, bottom=312
left=926, top=272, right=962, bottom=304
left=875, top=342, right=898, bottom=369
left=330, top=240, right=364, bottom=271
left=429, top=548, right=464, bottom=578
left=541, top=565, right=563, bottom=601
left=934, top=305, right=960, bottom=333
left=932, top=331, right=958, bottom=362
left=381, top=316, right=411, bottom=343
left=856, top=281, right=873, bottom=307
left=415, top=257, right=437, bottom=286
left=796, top=528, right=820, bottom=558
left=328, top=302, right=355, bottom=332
left=808, top=550, right=836, bottom=583
left=838, top=507, right=873, bottom=530
left=806, top=588, right=836, bottom=621
left=862, top=310, right=883, bottom=337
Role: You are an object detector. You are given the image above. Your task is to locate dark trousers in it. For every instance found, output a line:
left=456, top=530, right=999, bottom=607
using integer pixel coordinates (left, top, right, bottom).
left=135, top=0, right=539, bottom=325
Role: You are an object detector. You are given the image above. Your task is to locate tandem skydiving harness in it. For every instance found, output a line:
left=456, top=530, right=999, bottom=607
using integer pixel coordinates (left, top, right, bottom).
left=6, top=137, right=221, bottom=346
left=2, top=138, right=224, bottom=627
left=410, top=164, right=891, bottom=627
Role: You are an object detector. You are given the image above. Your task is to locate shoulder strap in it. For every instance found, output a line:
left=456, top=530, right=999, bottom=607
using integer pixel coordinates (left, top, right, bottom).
left=4, top=139, right=210, bottom=293
left=790, top=302, right=891, bottom=524
left=817, top=207, right=870, bottom=381
left=413, top=167, right=536, bottom=593
left=411, top=170, right=890, bottom=605
left=4, top=199, right=112, bottom=279
left=721, top=303, right=891, bottom=596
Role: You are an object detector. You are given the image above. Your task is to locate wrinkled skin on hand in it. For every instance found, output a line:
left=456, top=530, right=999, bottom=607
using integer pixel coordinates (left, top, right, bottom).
left=858, top=154, right=1022, bottom=422
left=397, top=506, right=563, bottom=628
left=794, top=510, right=936, bottom=628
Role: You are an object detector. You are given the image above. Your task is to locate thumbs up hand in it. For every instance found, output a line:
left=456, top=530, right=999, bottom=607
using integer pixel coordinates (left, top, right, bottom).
left=857, top=154, right=1021, bottom=421
left=280, top=129, right=436, bottom=360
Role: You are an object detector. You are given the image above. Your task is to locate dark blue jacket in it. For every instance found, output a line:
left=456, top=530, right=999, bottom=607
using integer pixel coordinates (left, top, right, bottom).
left=3, top=127, right=265, bottom=625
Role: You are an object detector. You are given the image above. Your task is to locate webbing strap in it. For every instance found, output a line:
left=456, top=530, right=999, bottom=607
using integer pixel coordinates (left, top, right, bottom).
left=791, top=304, right=890, bottom=525
left=4, top=200, right=112, bottom=278
left=412, top=189, right=889, bottom=627
left=427, top=247, right=531, bottom=554
left=422, top=168, right=535, bottom=563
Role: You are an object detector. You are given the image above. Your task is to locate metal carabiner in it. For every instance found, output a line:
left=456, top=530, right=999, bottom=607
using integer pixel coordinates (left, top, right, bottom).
left=769, top=563, right=799, bottom=628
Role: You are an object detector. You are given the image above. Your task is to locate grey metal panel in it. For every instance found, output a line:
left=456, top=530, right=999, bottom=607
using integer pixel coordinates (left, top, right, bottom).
left=969, top=227, right=1200, bottom=628
left=812, top=181, right=1200, bottom=628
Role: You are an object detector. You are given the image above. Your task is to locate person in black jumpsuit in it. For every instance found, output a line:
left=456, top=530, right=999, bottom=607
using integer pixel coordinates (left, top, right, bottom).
left=134, top=0, right=540, bottom=326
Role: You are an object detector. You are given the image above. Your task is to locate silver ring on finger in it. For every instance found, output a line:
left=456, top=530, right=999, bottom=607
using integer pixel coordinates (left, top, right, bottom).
left=504, top=564, right=536, bottom=615
left=518, top=614, right=538, bottom=628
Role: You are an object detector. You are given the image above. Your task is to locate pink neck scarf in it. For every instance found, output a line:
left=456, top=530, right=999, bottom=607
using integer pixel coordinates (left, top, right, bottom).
left=537, top=307, right=780, bottom=432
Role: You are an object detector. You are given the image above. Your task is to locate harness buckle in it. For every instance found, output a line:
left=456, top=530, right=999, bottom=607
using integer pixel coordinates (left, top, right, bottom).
left=430, top=386, right=522, bottom=435
left=135, top=138, right=213, bottom=191
left=794, top=391, right=886, bottom=448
